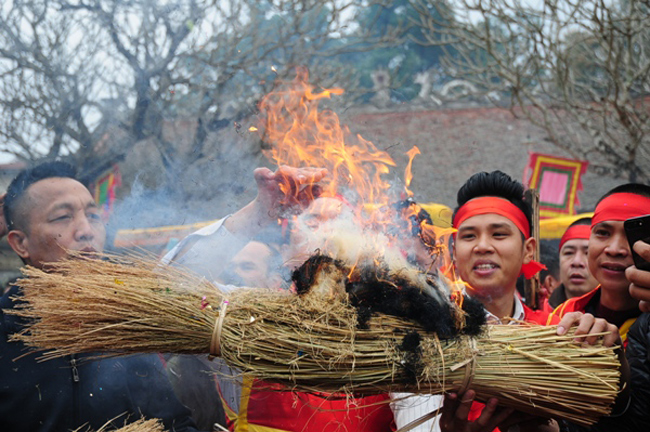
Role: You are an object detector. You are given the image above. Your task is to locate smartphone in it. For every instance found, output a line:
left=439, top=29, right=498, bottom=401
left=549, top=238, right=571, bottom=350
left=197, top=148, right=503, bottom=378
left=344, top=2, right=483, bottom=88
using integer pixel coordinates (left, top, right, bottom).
left=624, top=215, right=650, bottom=272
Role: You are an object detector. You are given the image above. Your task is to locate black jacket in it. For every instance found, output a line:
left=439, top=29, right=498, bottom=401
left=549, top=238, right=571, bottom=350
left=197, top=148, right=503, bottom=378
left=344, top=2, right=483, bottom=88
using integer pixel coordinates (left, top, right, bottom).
left=0, top=285, right=199, bottom=432
left=548, top=284, right=569, bottom=310
left=562, top=312, right=650, bottom=431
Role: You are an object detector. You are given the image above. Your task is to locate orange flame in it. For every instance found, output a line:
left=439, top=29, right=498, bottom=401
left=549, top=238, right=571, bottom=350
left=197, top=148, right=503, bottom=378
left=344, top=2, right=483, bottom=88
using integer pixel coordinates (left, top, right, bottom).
left=404, top=146, right=421, bottom=197
left=257, top=67, right=396, bottom=208
left=255, top=68, right=471, bottom=307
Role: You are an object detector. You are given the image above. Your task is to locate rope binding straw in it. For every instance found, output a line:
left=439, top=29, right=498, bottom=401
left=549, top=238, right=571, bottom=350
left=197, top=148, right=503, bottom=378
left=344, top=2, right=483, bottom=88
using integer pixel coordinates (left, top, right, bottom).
left=449, top=338, right=478, bottom=394
left=210, top=299, right=229, bottom=358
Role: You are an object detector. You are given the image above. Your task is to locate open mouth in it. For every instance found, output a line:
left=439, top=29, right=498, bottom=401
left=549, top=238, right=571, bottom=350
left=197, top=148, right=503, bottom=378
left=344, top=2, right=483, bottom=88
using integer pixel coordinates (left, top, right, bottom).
left=474, top=263, right=497, bottom=270
left=473, top=261, right=499, bottom=275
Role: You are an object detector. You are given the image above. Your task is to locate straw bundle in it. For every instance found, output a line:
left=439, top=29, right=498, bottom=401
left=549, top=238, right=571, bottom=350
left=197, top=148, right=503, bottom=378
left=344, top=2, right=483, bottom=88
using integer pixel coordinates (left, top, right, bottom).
left=10, top=255, right=620, bottom=426
left=75, top=418, right=165, bottom=432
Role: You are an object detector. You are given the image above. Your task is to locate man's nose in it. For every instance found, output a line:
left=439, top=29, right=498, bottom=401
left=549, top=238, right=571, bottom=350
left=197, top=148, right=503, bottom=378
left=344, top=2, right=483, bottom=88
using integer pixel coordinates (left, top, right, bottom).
left=571, top=250, right=587, bottom=267
left=474, top=234, right=493, bottom=253
left=75, top=215, right=96, bottom=241
left=605, top=232, right=630, bottom=256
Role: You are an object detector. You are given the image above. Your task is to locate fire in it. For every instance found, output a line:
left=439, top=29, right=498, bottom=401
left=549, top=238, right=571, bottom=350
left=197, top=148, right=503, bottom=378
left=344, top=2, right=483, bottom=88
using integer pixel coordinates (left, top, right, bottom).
left=254, top=67, right=471, bottom=311
left=404, top=146, right=421, bottom=198
left=256, top=67, right=396, bottom=208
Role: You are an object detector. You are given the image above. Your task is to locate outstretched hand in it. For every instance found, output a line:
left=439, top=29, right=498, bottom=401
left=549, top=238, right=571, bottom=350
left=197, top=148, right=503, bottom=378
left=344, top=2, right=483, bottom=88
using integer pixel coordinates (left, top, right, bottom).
left=252, top=166, right=328, bottom=222
left=224, top=166, right=328, bottom=238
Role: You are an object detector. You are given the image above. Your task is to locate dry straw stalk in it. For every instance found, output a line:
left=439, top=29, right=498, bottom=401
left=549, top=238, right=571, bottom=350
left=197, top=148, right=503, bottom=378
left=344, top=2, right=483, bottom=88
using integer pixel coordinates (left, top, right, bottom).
left=11, top=255, right=620, bottom=426
left=75, top=417, right=165, bottom=432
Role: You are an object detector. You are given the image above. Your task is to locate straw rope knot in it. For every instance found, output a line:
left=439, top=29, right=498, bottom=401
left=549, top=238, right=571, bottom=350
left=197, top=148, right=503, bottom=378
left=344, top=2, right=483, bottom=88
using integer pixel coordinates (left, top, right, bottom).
left=458, top=338, right=477, bottom=394
left=209, top=299, right=229, bottom=358
left=448, top=337, right=478, bottom=394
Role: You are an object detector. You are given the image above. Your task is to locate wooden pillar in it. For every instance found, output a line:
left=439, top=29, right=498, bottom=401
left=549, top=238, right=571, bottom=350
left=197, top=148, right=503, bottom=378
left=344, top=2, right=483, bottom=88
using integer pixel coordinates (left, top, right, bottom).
left=524, top=188, right=540, bottom=309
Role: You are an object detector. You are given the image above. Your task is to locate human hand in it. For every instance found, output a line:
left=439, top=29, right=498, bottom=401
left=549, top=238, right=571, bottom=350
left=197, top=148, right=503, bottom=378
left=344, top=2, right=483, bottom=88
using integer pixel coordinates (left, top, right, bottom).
left=626, top=240, right=650, bottom=313
left=556, top=311, right=620, bottom=347
left=439, top=390, right=514, bottom=432
left=252, top=166, right=328, bottom=223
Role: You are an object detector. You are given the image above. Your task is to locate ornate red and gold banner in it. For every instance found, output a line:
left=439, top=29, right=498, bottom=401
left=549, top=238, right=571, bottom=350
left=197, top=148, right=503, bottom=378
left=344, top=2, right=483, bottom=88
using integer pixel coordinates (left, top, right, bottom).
left=524, top=152, right=588, bottom=219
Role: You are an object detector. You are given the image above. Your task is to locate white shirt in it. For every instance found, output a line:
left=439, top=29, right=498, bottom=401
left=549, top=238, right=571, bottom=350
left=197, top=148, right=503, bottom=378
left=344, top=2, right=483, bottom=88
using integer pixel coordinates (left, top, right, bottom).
left=162, top=217, right=250, bottom=411
left=390, top=295, right=526, bottom=432
left=161, top=216, right=248, bottom=283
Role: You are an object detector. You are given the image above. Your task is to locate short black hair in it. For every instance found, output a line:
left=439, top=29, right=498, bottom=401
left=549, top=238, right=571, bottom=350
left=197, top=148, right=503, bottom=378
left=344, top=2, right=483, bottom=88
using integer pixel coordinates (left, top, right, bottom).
left=597, top=183, right=650, bottom=205
left=539, top=241, right=560, bottom=280
left=567, top=217, right=592, bottom=228
left=453, top=170, right=533, bottom=234
left=4, top=161, right=78, bottom=231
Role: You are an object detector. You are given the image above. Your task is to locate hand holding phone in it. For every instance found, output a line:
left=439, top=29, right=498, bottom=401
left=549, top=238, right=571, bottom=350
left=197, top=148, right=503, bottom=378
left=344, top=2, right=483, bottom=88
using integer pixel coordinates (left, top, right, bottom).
left=624, top=215, right=650, bottom=272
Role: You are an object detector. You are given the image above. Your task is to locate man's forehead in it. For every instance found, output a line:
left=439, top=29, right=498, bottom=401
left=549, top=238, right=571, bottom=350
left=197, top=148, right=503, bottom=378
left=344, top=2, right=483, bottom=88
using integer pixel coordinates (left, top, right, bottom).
left=458, top=213, right=516, bottom=229
left=561, top=238, right=589, bottom=250
left=592, top=220, right=624, bottom=230
left=24, top=177, right=94, bottom=209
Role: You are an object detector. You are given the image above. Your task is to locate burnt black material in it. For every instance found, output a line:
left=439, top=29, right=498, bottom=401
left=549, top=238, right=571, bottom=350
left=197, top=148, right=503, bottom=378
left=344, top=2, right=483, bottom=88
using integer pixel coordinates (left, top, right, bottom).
left=346, top=264, right=458, bottom=338
left=398, top=331, right=422, bottom=384
left=291, top=254, right=347, bottom=296
left=460, top=295, right=487, bottom=336
left=292, top=253, right=487, bottom=339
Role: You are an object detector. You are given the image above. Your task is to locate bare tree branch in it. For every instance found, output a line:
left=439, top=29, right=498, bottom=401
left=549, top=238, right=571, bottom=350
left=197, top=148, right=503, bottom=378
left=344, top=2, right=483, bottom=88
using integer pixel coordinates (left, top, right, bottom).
left=409, top=0, right=650, bottom=182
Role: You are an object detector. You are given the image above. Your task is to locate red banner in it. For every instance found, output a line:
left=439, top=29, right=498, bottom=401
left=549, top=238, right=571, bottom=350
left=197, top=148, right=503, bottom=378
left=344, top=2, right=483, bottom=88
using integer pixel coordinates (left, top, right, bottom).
left=524, top=152, right=588, bottom=219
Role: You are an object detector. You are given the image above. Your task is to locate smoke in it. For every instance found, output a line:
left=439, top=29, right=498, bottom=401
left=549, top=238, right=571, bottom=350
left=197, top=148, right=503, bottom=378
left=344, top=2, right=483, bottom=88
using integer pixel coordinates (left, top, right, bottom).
left=280, top=197, right=450, bottom=301
left=106, top=121, right=268, bottom=252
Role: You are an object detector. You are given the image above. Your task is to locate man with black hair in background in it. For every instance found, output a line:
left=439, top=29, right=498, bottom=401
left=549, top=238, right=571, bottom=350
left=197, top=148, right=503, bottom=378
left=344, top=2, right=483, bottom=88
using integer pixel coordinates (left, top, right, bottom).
left=0, top=161, right=199, bottom=432
left=543, top=218, right=598, bottom=312
left=538, top=241, right=561, bottom=308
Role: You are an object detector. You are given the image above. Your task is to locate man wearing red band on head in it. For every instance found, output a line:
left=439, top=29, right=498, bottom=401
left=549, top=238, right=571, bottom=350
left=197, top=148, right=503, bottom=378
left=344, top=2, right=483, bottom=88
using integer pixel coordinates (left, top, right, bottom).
left=392, top=171, right=619, bottom=432
left=551, top=184, right=650, bottom=345
left=542, top=218, right=598, bottom=312
left=451, top=171, right=552, bottom=327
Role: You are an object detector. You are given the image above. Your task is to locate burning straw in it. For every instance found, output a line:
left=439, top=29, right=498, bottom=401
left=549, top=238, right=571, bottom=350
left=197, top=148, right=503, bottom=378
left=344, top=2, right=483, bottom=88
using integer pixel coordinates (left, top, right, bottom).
left=10, top=254, right=620, bottom=426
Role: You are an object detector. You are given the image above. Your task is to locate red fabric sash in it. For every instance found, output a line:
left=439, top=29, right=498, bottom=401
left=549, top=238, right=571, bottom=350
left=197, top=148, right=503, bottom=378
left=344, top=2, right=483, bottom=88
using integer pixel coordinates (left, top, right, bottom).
left=453, top=197, right=545, bottom=279
left=559, top=225, right=591, bottom=251
left=592, top=192, right=650, bottom=226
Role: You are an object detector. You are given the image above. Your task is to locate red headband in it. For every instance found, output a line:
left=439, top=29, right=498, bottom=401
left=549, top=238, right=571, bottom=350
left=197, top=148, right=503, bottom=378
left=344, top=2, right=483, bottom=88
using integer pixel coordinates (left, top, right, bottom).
left=559, top=225, right=591, bottom=251
left=592, top=192, right=650, bottom=227
left=453, top=196, right=544, bottom=279
left=453, top=197, right=530, bottom=238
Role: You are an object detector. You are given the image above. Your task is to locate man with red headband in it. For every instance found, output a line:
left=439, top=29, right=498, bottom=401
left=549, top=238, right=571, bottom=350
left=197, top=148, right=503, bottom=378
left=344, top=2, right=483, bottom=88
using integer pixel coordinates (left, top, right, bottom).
left=551, top=184, right=650, bottom=344
left=542, top=218, right=598, bottom=312
left=392, top=171, right=618, bottom=432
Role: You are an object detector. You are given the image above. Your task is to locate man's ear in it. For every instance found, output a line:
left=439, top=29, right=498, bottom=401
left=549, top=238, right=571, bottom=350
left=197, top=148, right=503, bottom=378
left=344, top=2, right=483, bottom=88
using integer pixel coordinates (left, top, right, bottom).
left=522, top=237, right=536, bottom=264
left=7, top=230, right=29, bottom=260
left=541, top=275, right=560, bottom=292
